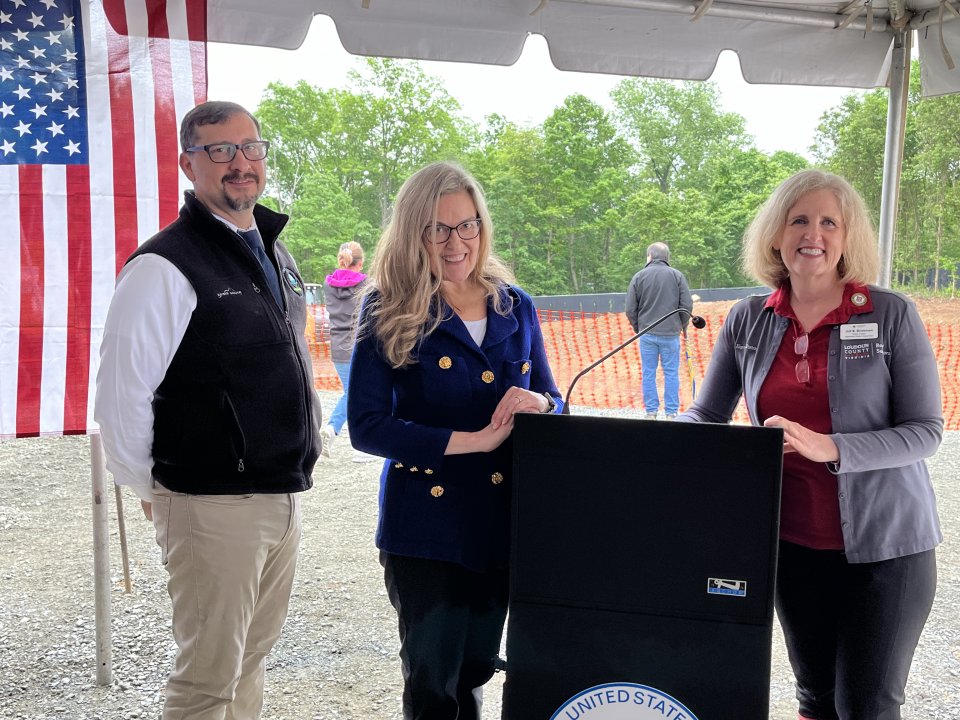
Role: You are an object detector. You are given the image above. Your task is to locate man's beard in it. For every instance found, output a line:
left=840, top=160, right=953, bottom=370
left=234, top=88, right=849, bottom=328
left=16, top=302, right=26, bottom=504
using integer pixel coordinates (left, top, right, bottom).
left=222, top=172, right=262, bottom=212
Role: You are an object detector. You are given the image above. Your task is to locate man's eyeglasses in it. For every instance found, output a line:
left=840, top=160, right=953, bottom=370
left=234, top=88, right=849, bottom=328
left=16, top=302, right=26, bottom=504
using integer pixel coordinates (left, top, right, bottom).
left=794, top=332, right=811, bottom=385
left=422, top=218, right=482, bottom=245
left=185, top=141, right=270, bottom=163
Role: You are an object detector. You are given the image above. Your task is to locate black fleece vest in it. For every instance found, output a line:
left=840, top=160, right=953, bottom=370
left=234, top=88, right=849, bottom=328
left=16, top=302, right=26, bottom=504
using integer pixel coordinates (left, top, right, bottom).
left=128, top=192, right=320, bottom=494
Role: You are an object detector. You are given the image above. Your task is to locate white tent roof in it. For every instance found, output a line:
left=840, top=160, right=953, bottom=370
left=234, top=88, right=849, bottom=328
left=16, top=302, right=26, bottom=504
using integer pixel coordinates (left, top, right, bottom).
left=202, top=0, right=960, bottom=96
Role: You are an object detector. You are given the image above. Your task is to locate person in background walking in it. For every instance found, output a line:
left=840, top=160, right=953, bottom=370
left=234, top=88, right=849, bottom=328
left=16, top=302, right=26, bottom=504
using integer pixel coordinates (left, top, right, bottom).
left=320, top=241, right=376, bottom=463
left=625, top=242, right=693, bottom=419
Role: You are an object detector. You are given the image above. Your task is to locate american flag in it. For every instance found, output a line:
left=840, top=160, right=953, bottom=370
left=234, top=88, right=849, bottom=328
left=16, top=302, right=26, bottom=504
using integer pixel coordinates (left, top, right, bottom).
left=0, top=0, right=206, bottom=438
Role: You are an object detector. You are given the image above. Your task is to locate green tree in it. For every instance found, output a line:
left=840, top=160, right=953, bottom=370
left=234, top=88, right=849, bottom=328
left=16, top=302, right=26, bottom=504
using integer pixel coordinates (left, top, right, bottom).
left=347, top=58, right=476, bottom=223
left=256, top=81, right=349, bottom=212
left=467, top=117, right=555, bottom=293
left=283, top=172, right=377, bottom=282
left=905, top=86, right=960, bottom=291
left=693, top=148, right=809, bottom=288
left=541, top=95, right=634, bottom=294
left=813, top=62, right=960, bottom=291
left=611, top=79, right=748, bottom=193
left=256, top=59, right=478, bottom=277
left=812, top=89, right=889, bottom=216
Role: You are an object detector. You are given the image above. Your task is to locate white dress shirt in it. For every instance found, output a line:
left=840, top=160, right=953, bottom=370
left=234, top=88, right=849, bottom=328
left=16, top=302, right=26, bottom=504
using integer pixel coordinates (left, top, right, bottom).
left=94, top=214, right=254, bottom=500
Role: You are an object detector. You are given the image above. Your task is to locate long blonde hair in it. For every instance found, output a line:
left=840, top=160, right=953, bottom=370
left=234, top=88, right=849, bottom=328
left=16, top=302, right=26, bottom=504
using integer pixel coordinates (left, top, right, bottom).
left=362, top=161, right=515, bottom=369
left=742, top=169, right=879, bottom=288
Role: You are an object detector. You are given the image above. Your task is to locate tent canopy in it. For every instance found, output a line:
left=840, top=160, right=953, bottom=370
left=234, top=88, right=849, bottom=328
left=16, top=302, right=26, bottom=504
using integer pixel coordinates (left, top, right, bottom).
left=187, top=0, right=960, bottom=96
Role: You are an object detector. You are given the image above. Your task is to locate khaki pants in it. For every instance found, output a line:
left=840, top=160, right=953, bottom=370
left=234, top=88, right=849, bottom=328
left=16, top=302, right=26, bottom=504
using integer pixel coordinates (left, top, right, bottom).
left=151, top=487, right=302, bottom=720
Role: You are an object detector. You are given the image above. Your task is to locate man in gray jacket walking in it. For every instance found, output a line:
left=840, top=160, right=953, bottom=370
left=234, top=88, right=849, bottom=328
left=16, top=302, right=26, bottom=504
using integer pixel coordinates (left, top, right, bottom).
left=625, top=242, right=693, bottom=419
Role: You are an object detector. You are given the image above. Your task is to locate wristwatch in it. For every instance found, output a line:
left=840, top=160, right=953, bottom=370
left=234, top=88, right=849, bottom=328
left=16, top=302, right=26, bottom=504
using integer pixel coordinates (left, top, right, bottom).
left=541, top=392, right=557, bottom=413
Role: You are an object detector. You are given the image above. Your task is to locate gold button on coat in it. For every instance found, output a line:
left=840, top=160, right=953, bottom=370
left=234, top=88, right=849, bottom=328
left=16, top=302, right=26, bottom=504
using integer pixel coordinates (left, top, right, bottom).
left=439, top=356, right=453, bottom=369
left=430, top=486, right=444, bottom=497
left=425, top=469, right=434, bottom=475
left=481, top=370, right=495, bottom=384
left=491, top=472, right=504, bottom=485
left=394, top=462, right=404, bottom=469
left=410, top=466, right=419, bottom=472
left=521, top=362, right=530, bottom=374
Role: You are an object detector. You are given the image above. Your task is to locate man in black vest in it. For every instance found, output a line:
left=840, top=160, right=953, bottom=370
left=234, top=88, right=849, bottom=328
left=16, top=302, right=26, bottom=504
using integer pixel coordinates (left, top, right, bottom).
left=95, top=101, right=322, bottom=719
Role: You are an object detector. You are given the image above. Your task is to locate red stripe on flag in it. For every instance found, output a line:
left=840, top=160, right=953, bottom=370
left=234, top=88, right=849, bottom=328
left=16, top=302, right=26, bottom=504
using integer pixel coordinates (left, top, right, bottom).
left=186, top=0, right=208, bottom=105
left=190, top=42, right=208, bottom=106
left=102, top=0, right=129, bottom=35
left=144, top=0, right=170, bottom=38
left=145, top=38, right=181, bottom=226
left=16, top=165, right=44, bottom=438
left=185, top=0, right=207, bottom=42
left=191, top=42, right=207, bottom=106
left=105, top=15, right=140, bottom=276
left=63, top=165, right=93, bottom=435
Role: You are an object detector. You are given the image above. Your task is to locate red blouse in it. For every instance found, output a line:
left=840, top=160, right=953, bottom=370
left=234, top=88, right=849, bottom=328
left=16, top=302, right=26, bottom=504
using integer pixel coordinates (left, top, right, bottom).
left=756, top=282, right=873, bottom=551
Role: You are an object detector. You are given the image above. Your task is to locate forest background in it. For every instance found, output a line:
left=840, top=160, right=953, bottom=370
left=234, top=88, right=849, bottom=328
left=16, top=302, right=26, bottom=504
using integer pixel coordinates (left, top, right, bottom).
left=253, top=57, right=960, bottom=296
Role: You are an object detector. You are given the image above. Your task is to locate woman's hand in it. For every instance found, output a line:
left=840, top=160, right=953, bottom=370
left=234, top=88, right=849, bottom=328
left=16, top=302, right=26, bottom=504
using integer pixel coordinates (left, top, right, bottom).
left=763, top=415, right=840, bottom=463
left=491, top=386, right=550, bottom=429
left=446, top=419, right=515, bottom=455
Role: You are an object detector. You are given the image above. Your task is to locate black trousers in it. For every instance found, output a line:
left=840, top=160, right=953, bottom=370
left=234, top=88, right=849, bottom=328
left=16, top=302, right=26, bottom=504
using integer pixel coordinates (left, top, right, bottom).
left=775, top=541, right=937, bottom=720
left=381, top=552, right=509, bottom=720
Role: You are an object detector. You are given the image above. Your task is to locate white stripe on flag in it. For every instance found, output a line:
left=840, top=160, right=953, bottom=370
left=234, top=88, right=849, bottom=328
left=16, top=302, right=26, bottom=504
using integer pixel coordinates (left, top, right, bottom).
left=123, top=0, right=162, bottom=242
left=85, top=0, right=119, bottom=434
left=0, top=167, right=22, bottom=437
left=39, top=165, right=69, bottom=435
left=166, top=0, right=197, bottom=200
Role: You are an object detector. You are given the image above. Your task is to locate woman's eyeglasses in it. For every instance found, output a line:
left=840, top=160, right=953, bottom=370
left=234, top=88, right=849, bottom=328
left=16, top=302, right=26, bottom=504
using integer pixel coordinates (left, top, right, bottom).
left=421, top=218, right=482, bottom=245
left=794, top=332, right=811, bottom=385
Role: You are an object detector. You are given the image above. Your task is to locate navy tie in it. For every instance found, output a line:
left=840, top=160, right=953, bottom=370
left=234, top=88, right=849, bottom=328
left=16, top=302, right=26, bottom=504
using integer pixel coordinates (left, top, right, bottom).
left=238, top=228, right=283, bottom=306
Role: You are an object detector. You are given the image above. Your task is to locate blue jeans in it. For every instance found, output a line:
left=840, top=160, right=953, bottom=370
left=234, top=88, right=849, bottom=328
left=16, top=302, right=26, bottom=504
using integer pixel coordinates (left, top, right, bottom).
left=639, top=334, right=680, bottom=415
left=328, top=361, right=351, bottom=434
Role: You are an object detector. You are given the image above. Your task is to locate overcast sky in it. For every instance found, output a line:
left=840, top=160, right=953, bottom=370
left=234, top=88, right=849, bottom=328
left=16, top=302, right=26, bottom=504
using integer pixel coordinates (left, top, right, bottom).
left=207, top=14, right=860, bottom=161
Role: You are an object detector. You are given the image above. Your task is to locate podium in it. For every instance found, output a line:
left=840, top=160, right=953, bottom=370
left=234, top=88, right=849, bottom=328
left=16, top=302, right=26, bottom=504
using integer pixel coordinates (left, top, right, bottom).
left=502, top=414, right=783, bottom=720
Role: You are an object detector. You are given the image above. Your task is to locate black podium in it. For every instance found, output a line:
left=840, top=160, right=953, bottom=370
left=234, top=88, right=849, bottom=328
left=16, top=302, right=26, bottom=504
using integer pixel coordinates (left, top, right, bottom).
left=502, top=414, right=783, bottom=720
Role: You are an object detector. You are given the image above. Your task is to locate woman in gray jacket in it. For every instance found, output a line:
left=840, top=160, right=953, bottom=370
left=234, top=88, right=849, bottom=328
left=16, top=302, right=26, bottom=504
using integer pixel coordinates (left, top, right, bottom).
left=682, top=170, right=942, bottom=720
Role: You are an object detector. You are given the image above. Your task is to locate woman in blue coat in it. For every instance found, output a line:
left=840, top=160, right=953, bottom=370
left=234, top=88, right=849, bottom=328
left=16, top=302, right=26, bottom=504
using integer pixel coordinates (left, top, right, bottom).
left=348, top=161, right=563, bottom=720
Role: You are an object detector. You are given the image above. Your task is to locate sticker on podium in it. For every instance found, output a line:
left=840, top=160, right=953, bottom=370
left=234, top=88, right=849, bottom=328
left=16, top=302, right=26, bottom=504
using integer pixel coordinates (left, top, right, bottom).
left=707, top=577, right=747, bottom=597
left=550, top=682, right=699, bottom=719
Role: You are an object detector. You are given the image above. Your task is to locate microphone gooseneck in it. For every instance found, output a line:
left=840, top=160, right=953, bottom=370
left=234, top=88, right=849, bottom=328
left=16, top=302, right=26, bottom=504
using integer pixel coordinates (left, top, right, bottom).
left=563, top=308, right=704, bottom=410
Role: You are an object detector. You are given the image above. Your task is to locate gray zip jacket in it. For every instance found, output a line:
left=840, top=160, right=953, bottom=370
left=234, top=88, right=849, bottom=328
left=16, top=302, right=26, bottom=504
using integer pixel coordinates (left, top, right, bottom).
left=625, top=260, right=693, bottom=335
left=681, top=285, right=942, bottom=563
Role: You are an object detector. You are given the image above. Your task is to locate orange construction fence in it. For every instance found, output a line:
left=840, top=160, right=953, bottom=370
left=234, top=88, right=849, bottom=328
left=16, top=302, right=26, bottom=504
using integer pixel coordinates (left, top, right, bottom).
left=306, top=308, right=960, bottom=431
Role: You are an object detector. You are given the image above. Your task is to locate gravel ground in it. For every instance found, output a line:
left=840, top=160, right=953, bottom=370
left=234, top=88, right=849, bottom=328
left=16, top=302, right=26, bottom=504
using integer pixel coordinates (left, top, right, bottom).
left=1, top=391, right=958, bottom=719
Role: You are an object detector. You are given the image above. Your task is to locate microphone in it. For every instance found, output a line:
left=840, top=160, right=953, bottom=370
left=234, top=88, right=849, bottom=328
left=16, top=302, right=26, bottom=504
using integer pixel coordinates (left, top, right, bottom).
left=564, top=308, right=705, bottom=410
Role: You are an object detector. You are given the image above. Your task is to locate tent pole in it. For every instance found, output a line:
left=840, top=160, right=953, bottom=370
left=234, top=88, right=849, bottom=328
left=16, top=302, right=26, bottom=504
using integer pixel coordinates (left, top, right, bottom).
left=114, top=483, right=133, bottom=593
left=877, top=27, right=912, bottom=289
left=91, top=434, right=113, bottom=685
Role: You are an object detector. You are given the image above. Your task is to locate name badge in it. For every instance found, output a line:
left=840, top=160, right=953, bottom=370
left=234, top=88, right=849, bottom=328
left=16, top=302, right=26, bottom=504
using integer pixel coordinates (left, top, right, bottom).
left=840, top=323, right=878, bottom=340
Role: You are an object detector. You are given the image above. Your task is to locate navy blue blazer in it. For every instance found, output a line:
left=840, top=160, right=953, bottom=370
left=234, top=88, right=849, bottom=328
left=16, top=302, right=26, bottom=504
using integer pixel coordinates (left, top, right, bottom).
left=348, top=285, right=562, bottom=572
